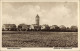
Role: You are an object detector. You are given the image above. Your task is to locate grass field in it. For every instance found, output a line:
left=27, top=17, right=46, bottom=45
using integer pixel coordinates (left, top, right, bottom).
left=2, top=31, right=78, bottom=47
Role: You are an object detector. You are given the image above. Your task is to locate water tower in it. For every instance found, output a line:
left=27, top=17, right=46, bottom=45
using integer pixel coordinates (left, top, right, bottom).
left=36, top=14, right=40, bottom=26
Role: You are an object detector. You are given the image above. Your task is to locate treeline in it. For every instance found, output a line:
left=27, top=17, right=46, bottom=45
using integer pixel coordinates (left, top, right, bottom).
left=40, top=25, right=78, bottom=32
left=2, top=24, right=78, bottom=32
left=49, top=25, right=78, bottom=32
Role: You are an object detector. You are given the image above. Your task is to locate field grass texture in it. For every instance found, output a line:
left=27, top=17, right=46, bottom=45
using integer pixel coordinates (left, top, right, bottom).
left=2, top=31, right=78, bottom=47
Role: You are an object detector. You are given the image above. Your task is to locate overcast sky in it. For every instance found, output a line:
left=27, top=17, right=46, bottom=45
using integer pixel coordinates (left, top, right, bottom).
left=2, top=2, right=78, bottom=27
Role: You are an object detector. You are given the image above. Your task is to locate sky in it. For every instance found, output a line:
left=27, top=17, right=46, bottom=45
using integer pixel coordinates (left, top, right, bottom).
left=2, top=2, right=78, bottom=27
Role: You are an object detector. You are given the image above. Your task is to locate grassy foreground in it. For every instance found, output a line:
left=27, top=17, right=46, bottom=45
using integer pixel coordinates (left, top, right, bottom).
left=2, top=31, right=78, bottom=47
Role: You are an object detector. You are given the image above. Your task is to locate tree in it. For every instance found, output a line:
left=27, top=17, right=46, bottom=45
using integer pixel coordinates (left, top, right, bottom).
left=59, top=25, right=66, bottom=32
left=70, top=26, right=78, bottom=32
left=50, top=25, right=59, bottom=31
left=66, top=27, right=70, bottom=32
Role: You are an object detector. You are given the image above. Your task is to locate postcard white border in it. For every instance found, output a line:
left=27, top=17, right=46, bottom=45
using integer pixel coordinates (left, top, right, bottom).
left=0, top=0, right=80, bottom=51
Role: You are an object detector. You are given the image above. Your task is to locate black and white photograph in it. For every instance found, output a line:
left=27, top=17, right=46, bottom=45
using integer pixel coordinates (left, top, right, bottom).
left=1, top=0, right=79, bottom=49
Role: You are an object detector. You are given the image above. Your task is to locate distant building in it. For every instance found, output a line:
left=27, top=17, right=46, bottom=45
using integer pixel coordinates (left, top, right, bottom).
left=41, top=24, right=50, bottom=31
left=2, top=24, right=16, bottom=31
left=30, top=24, right=41, bottom=31
left=18, top=24, right=30, bottom=31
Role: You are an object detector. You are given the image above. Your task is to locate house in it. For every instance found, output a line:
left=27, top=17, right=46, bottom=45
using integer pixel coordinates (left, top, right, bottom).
left=30, top=24, right=41, bottom=31
left=18, top=24, right=30, bottom=31
left=41, top=24, right=50, bottom=31
left=2, top=24, right=16, bottom=31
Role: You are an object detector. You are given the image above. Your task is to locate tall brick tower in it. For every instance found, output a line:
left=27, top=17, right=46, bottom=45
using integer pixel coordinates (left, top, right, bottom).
left=36, top=14, right=40, bottom=26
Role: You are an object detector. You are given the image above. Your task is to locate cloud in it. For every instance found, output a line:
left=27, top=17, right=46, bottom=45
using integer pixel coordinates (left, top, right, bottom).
left=39, top=4, right=77, bottom=27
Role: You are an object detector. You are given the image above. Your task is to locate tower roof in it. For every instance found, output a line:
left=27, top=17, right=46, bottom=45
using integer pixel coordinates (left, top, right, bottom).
left=36, top=14, right=39, bottom=18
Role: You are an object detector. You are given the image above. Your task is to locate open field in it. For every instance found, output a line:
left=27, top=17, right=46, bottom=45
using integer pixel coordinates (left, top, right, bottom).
left=2, top=31, right=78, bottom=47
